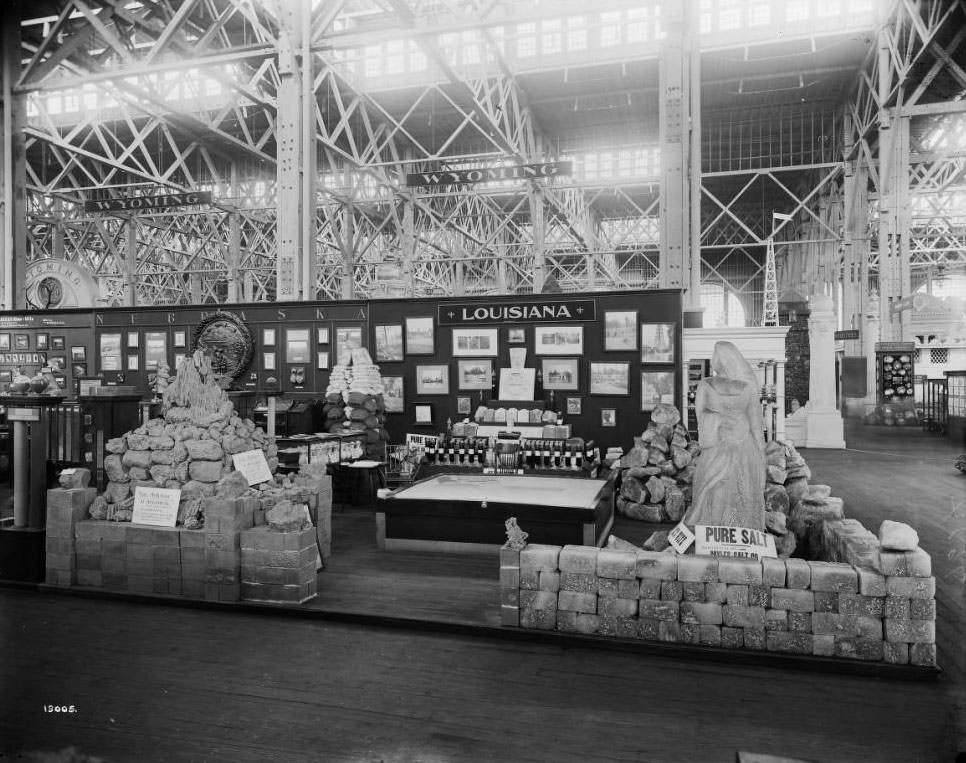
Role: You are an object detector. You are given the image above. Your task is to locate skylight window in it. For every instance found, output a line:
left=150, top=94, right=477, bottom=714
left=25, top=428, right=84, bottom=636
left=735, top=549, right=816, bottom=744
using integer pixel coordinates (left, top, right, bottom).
left=517, top=23, right=537, bottom=57
left=600, top=12, right=621, bottom=46
left=567, top=17, right=587, bottom=50
left=542, top=19, right=562, bottom=55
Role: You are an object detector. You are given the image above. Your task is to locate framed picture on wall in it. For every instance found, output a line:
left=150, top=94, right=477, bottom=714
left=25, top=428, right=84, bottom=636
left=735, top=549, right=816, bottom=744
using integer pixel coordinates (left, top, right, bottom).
left=126, top=331, right=139, bottom=349
left=507, top=327, right=526, bottom=344
left=534, top=325, right=583, bottom=355
left=457, top=396, right=472, bottom=415
left=383, top=376, right=404, bottom=413
left=452, top=328, right=498, bottom=357
left=173, top=353, right=186, bottom=369
left=144, top=331, right=167, bottom=370
left=262, top=328, right=276, bottom=346
left=566, top=397, right=582, bottom=415
left=604, top=310, right=637, bottom=351
left=317, top=351, right=329, bottom=370
left=286, top=329, right=311, bottom=363
left=72, top=345, right=87, bottom=361
left=600, top=408, right=617, bottom=427
left=414, top=404, right=434, bottom=425
left=336, top=326, right=363, bottom=366
left=405, top=317, right=434, bottom=355
left=641, top=322, right=675, bottom=363
left=127, top=355, right=139, bottom=371
left=641, top=370, right=676, bottom=411
left=99, top=335, right=120, bottom=370
left=173, top=331, right=187, bottom=348
left=36, top=333, right=49, bottom=350
left=0, top=334, right=10, bottom=350
left=541, top=358, right=579, bottom=391
left=50, top=355, right=67, bottom=371
left=415, top=364, right=449, bottom=395
left=0, top=370, right=11, bottom=382
left=14, top=334, right=29, bottom=350
left=317, top=327, right=330, bottom=344
left=72, top=364, right=87, bottom=377
left=589, top=362, right=630, bottom=395
left=263, top=352, right=276, bottom=371
left=51, top=336, right=66, bottom=350
left=374, top=324, right=404, bottom=362
left=457, top=359, right=492, bottom=390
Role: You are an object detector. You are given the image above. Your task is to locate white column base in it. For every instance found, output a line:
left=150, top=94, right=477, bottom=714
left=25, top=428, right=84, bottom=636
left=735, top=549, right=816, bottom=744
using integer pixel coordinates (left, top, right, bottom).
left=803, top=409, right=846, bottom=449
left=784, top=411, right=807, bottom=447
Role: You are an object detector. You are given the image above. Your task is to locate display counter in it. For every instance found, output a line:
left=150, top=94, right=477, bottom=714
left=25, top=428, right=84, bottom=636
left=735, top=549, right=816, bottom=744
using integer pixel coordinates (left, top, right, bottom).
left=375, top=473, right=615, bottom=552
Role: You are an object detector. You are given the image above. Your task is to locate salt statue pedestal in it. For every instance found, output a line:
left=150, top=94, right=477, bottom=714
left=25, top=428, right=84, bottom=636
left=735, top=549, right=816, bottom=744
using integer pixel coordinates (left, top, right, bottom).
left=803, top=293, right=846, bottom=448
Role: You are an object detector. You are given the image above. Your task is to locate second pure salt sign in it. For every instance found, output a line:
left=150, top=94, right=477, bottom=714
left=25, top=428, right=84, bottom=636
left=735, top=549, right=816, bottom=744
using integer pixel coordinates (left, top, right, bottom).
left=694, top=525, right=777, bottom=560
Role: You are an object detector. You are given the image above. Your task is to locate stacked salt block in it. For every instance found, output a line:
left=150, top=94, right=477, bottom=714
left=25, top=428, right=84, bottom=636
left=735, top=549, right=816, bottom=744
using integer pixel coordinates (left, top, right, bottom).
left=504, top=541, right=937, bottom=666
left=202, top=495, right=257, bottom=602
left=73, top=521, right=128, bottom=590
left=124, top=525, right=183, bottom=595
left=240, top=525, right=318, bottom=604
left=616, top=404, right=696, bottom=524
left=44, top=472, right=98, bottom=586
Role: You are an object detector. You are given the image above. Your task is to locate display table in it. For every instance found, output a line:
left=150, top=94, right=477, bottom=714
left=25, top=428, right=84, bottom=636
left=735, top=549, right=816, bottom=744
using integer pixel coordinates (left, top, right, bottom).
left=375, top=473, right=614, bottom=552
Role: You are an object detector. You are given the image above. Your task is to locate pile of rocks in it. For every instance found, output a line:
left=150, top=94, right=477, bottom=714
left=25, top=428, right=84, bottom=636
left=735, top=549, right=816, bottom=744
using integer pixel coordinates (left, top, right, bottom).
left=615, top=404, right=698, bottom=524
left=761, top=440, right=820, bottom=556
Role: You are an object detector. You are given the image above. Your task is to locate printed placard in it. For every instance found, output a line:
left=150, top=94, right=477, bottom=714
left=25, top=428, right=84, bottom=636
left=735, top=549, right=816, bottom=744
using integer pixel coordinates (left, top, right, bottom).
left=694, top=525, right=777, bottom=560
left=667, top=522, right=695, bottom=554
left=131, top=486, right=181, bottom=527
left=232, top=449, right=273, bottom=486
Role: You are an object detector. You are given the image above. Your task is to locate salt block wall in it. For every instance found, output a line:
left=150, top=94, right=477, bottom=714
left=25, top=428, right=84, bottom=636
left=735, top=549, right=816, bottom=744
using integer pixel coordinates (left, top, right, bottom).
left=501, top=539, right=937, bottom=666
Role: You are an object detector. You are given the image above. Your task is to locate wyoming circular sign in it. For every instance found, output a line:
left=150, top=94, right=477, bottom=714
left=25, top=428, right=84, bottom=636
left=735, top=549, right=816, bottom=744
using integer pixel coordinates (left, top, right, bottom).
left=191, top=311, right=253, bottom=389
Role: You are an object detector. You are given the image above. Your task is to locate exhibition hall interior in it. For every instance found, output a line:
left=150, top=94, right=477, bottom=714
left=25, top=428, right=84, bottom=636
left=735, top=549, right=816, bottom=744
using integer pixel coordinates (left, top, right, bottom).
left=1, top=0, right=965, bottom=760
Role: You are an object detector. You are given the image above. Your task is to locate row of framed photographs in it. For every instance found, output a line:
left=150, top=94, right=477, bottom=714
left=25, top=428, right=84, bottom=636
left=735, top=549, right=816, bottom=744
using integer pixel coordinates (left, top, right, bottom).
left=0, top=333, right=73, bottom=351
left=410, top=400, right=630, bottom=427
left=371, top=317, right=676, bottom=363
left=260, top=326, right=362, bottom=367
left=383, top=366, right=675, bottom=412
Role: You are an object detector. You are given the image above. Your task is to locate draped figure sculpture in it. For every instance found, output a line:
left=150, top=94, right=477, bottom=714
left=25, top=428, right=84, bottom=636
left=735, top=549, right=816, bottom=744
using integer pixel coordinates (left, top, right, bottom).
left=683, top=341, right=766, bottom=530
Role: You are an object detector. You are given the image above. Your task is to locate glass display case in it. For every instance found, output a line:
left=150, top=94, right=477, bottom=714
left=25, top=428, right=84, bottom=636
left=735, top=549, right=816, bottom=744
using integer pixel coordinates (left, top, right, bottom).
left=946, top=370, right=966, bottom=447
left=877, top=350, right=915, bottom=403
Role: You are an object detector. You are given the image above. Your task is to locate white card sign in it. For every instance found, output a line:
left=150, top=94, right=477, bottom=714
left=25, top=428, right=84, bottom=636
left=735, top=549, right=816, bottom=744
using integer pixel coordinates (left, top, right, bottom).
left=131, top=486, right=181, bottom=527
left=498, top=367, right=536, bottom=401
left=232, top=449, right=273, bottom=486
left=667, top=522, right=695, bottom=554
left=695, top=525, right=777, bottom=560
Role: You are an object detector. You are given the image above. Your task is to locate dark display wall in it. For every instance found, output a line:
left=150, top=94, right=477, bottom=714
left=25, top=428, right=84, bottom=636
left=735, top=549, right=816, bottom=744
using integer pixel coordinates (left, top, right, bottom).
left=0, top=290, right=682, bottom=449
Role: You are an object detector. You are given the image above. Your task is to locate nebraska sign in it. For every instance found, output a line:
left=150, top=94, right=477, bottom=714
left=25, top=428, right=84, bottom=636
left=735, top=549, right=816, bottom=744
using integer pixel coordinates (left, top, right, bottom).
left=84, top=191, right=212, bottom=213
left=406, top=161, right=572, bottom=188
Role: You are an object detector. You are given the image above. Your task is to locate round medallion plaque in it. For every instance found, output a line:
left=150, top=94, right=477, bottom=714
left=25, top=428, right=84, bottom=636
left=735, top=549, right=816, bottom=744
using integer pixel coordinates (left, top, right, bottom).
left=191, top=311, right=254, bottom=389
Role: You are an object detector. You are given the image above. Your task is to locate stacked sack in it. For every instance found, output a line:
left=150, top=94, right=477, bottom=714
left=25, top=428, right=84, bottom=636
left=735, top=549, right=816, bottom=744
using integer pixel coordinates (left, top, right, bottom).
left=616, top=403, right=697, bottom=524
left=344, top=348, right=389, bottom=459
left=322, top=364, right=351, bottom=433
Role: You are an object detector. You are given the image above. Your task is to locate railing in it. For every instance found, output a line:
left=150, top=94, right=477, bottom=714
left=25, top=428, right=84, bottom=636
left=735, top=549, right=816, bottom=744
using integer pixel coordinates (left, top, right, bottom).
left=921, top=379, right=948, bottom=434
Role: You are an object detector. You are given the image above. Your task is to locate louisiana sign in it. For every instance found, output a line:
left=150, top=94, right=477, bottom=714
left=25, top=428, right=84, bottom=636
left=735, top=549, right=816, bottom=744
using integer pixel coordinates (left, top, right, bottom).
left=406, top=161, right=572, bottom=188
left=438, top=299, right=596, bottom=325
left=84, top=191, right=212, bottom=213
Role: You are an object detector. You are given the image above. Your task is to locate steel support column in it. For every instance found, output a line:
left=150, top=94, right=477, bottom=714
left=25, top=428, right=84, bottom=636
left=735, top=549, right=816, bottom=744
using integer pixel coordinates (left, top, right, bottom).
left=1, top=8, right=26, bottom=309
left=529, top=184, right=545, bottom=293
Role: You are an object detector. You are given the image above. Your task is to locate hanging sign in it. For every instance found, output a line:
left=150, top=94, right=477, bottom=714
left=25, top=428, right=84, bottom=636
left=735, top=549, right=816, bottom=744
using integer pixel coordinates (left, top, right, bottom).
left=667, top=522, right=695, bottom=554
left=695, top=525, right=777, bottom=560
left=84, top=191, right=212, bottom=213
left=406, top=161, right=572, bottom=188
left=834, top=329, right=860, bottom=340
left=438, top=299, right=596, bottom=325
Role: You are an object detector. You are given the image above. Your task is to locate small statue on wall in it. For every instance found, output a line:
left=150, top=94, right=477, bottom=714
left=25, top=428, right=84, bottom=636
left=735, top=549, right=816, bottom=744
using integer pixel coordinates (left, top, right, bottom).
left=504, top=517, right=529, bottom=550
left=151, top=362, right=171, bottom=402
left=683, top=340, right=766, bottom=531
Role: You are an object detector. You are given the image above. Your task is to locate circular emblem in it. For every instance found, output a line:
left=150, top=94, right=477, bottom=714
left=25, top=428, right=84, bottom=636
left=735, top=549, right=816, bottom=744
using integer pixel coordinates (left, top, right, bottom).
left=191, top=311, right=253, bottom=389
left=25, top=259, right=100, bottom=308
left=37, top=277, right=65, bottom=308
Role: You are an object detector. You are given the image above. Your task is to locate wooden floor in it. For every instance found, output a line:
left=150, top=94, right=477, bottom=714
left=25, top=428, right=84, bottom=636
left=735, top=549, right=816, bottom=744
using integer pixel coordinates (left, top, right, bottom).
left=1, top=419, right=964, bottom=761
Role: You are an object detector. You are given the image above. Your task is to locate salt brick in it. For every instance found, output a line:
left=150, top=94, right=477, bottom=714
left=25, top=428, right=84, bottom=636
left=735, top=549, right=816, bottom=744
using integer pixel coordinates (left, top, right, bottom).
left=679, top=623, right=701, bottom=644
left=884, top=597, right=911, bottom=619
left=878, top=548, right=930, bottom=577
left=634, top=551, right=678, bottom=580
left=74, top=522, right=106, bottom=541
left=726, top=585, right=749, bottom=606
left=597, top=578, right=619, bottom=598
left=599, top=597, right=638, bottom=618
left=102, top=556, right=126, bottom=575
left=856, top=616, right=883, bottom=639
left=886, top=576, right=935, bottom=599
left=658, top=621, right=681, bottom=642
left=560, top=572, right=597, bottom=594
left=857, top=567, right=887, bottom=597
left=748, top=585, right=770, bottom=608
left=785, top=558, right=811, bottom=588
left=770, top=588, right=814, bottom=613
left=765, top=609, right=788, bottom=631
left=699, top=625, right=722, bottom=646
left=499, top=566, right=520, bottom=589
left=834, top=637, right=884, bottom=661
left=638, top=579, right=662, bottom=600
left=101, top=572, right=127, bottom=589
left=154, top=546, right=180, bottom=564
left=43, top=520, right=74, bottom=540
left=596, top=616, right=620, bottom=637
left=501, top=606, right=520, bottom=627
left=743, top=628, right=766, bottom=650
left=682, top=582, right=706, bottom=602
left=639, top=599, right=679, bottom=622
left=717, top=558, right=763, bottom=585
left=47, top=538, right=77, bottom=556
left=722, top=605, right=765, bottom=629
left=181, top=548, right=205, bottom=567
left=808, top=562, right=857, bottom=593
left=885, top=618, right=935, bottom=643
left=767, top=631, right=812, bottom=654
left=45, top=552, right=75, bottom=571
left=705, top=582, right=728, bottom=603
left=556, top=611, right=577, bottom=632
left=557, top=590, right=597, bottom=614
left=98, top=523, right=128, bottom=542
left=638, top=618, right=660, bottom=641
left=520, top=544, right=561, bottom=573
left=500, top=588, right=520, bottom=607
left=538, top=571, right=560, bottom=592
left=838, top=594, right=884, bottom=618
left=677, top=555, right=718, bottom=583
left=761, top=558, right=786, bottom=588
left=660, top=581, right=683, bottom=601
left=76, top=569, right=102, bottom=587
left=617, top=579, right=639, bottom=599
left=883, top=642, right=909, bottom=664
left=128, top=526, right=181, bottom=546
left=788, top=612, right=812, bottom=633
left=125, top=544, right=154, bottom=562
left=205, top=549, right=240, bottom=569
left=910, top=598, right=936, bottom=621
left=205, top=569, right=239, bottom=585
left=74, top=554, right=101, bottom=572
left=910, top=642, right=937, bottom=667
left=576, top=614, right=600, bottom=634
left=597, top=549, right=637, bottom=579
left=46, top=487, right=97, bottom=515
left=877, top=551, right=908, bottom=576
left=182, top=580, right=205, bottom=598
left=721, top=627, right=743, bottom=649
left=127, top=574, right=154, bottom=593
left=812, top=634, right=835, bottom=656
left=499, top=547, right=520, bottom=568
left=126, top=558, right=153, bottom=576
left=813, top=591, right=838, bottom=612
left=812, top=612, right=860, bottom=637
left=680, top=601, right=723, bottom=625
left=520, top=570, right=538, bottom=590
left=45, top=569, right=73, bottom=586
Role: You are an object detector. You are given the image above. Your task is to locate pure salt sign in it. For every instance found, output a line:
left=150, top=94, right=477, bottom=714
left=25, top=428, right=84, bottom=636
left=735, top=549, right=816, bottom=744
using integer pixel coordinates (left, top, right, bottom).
left=695, top=525, right=777, bottom=560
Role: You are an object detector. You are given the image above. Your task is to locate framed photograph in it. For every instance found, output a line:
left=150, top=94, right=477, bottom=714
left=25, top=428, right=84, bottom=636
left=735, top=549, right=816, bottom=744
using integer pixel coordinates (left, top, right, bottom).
left=286, top=328, right=311, bottom=364
left=534, top=325, right=583, bottom=356
left=289, top=367, right=306, bottom=386
left=414, top=404, right=434, bottom=425
left=71, top=345, right=87, bottom=361
left=262, top=327, right=276, bottom=346
left=405, top=317, right=434, bottom=355
left=173, top=353, right=186, bottom=369
left=641, top=370, right=676, bottom=411
left=566, top=397, right=582, bottom=415
left=127, top=355, right=139, bottom=371
left=99, top=335, right=120, bottom=370
left=317, top=351, right=329, bottom=370
left=173, top=330, right=187, bottom=348
left=600, top=408, right=617, bottom=427
left=50, top=355, right=67, bottom=371
left=14, top=334, right=29, bottom=350
left=336, top=326, right=363, bottom=366
left=0, top=370, right=10, bottom=382
left=457, top=359, right=492, bottom=390
left=263, top=351, right=276, bottom=371
left=457, top=396, right=472, bottom=415
left=589, top=362, right=630, bottom=395
left=508, top=327, right=526, bottom=344
left=36, top=333, right=49, bottom=350
left=416, top=364, right=450, bottom=395
left=317, top=327, right=330, bottom=344
left=641, top=322, right=676, bottom=363
left=72, top=363, right=87, bottom=377
left=144, top=331, right=166, bottom=370
left=541, top=358, right=579, bottom=391
left=452, top=327, right=498, bottom=357
left=51, top=336, right=66, bottom=350
left=604, top=310, right=637, bottom=351
left=383, top=376, right=404, bottom=413
left=374, top=324, right=404, bottom=362
left=0, top=334, right=9, bottom=350
left=126, top=331, right=139, bottom=349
